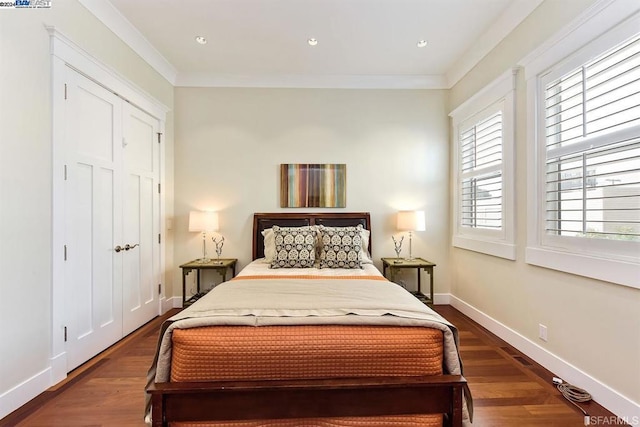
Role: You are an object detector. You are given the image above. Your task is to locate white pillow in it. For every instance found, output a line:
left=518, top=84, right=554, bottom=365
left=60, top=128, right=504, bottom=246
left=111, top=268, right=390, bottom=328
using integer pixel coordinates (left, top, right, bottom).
left=360, top=228, right=373, bottom=264
left=261, top=227, right=275, bottom=262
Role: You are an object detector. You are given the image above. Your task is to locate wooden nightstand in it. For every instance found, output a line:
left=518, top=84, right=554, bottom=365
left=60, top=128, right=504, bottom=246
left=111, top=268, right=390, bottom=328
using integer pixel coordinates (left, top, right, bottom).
left=179, top=258, right=237, bottom=306
left=381, top=257, right=436, bottom=306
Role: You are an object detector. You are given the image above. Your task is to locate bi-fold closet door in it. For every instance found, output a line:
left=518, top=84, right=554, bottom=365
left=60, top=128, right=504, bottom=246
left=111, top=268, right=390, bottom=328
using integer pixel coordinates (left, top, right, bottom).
left=63, top=67, right=160, bottom=371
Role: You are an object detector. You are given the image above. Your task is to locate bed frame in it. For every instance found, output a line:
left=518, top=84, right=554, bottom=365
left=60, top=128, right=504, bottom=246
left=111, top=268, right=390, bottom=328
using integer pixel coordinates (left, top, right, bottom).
left=147, top=212, right=466, bottom=427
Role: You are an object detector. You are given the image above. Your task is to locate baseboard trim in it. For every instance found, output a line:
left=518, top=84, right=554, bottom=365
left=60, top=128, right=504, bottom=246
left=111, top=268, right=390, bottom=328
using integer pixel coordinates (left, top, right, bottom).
left=49, top=351, right=67, bottom=386
left=433, top=293, right=450, bottom=305
left=449, top=294, right=640, bottom=423
left=163, top=295, right=183, bottom=310
left=0, top=367, right=51, bottom=420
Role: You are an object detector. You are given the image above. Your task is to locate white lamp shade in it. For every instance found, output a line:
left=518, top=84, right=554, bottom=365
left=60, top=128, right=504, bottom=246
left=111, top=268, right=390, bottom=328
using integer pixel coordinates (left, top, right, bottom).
left=397, top=210, right=426, bottom=232
left=189, top=211, right=219, bottom=232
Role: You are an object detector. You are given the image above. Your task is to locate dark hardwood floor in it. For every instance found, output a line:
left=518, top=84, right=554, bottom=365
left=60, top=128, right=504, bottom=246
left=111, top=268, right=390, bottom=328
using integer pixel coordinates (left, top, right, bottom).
left=1, top=305, right=623, bottom=426
left=435, top=306, right=623, bottom=427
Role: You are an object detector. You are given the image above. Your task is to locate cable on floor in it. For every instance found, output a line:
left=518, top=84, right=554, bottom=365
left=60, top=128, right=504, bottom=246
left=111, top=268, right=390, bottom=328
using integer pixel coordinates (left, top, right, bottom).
left=556, top=380, right=592, bottom=416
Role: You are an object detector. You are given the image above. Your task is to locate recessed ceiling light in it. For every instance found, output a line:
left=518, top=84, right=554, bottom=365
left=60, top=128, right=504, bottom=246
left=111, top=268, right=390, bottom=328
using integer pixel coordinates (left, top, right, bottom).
left=195, top=36, right=207, bottom=45
left=417, top=40, right=428, bottom=48
left=307, top=38, right=318, bottom=46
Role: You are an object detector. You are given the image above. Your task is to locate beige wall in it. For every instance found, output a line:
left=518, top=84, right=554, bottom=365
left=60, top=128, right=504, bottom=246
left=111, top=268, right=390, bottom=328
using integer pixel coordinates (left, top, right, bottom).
left=449, top=0, right=639, bottom=407
left=2, top=0, right=637, bottom=420
left=0, top=0, right=174, bottom=416
left=173, top=88, right=450, bottom=297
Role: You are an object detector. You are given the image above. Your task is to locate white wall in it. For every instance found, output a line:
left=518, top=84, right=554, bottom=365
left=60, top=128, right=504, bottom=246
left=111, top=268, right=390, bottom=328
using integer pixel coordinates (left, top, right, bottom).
left=449, top=0, right=639, bottom=418
left=174, top=88, right=450, bottom=297
left=0, top=0, right=174, bottom=418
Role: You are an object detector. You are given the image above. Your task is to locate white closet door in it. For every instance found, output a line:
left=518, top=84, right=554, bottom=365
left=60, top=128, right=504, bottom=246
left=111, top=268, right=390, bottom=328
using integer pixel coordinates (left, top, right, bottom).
left=64, top=70, right=124, bottom=371
left=122, top=104, right=160, bottom=335
left=63, top=68, right=161, bottom=370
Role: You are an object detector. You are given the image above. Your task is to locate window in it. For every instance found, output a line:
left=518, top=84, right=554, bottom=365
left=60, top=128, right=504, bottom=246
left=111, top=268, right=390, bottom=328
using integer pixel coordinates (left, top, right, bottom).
left=522, top=2, right=640, bottom=288
left=461, top=111, right=503, bottom=230
left=544, top=35, right=640, bottom=243
left=451, top=69, right=516, bottom=260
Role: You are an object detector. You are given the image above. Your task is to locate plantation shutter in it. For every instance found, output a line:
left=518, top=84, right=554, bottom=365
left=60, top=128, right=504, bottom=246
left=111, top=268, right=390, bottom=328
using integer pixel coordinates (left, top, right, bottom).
left=460, top=111, right=503, bottom=230
left=544, top=34, right=640, bottom=241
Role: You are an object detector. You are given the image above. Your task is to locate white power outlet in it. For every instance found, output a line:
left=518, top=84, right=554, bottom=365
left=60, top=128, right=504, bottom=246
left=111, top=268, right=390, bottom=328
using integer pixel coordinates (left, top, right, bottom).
left=539, top=324, right=548, bottom=342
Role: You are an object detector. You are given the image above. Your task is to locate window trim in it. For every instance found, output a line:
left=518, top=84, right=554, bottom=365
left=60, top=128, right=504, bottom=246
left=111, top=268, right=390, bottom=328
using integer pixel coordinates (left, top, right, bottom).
left=450, top=68, right=517, bottom=260
left=521, top=1, right=640, bottom=288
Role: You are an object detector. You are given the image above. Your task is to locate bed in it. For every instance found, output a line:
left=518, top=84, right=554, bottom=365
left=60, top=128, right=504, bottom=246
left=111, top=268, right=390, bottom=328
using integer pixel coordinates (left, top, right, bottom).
left=146, top=212, right=470, bottom=426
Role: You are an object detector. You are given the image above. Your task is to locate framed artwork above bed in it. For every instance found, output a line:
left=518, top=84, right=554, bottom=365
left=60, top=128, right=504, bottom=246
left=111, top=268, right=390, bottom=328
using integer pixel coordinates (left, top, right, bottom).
left=280, top=163, right=346, bottom=208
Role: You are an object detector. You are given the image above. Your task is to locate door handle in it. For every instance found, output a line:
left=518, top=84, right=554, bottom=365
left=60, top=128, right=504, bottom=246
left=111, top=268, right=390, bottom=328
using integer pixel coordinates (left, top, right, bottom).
left=124, top=243, right=139, bottom=251
left=114, top=245, right=123, bottom=253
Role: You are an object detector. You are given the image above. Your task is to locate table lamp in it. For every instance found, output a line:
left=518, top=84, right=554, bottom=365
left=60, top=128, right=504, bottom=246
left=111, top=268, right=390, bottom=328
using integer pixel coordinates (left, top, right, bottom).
left=397, top=210, right=425, bottom=260
left=189, top=210, right=219, bottom=263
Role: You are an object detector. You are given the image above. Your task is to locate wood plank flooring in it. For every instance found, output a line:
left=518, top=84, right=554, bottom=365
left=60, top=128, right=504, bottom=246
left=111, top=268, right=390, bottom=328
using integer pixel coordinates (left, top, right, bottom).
left=1, top=305, right=623, bottom=426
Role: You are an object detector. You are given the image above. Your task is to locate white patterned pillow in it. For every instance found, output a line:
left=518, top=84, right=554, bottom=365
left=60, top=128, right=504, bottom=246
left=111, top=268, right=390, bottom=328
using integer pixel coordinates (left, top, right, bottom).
left=270, top=225, right=317, bottom=268
left=318, top=225, right=363, bottom=269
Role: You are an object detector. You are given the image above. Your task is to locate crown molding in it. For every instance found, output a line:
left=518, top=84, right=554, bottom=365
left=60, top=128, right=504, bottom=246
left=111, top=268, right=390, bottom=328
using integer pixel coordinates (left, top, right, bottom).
left=82, top=0, right=539, bottom=90
left=77, top=0, right=177, bottom=85
left=445, top=0, right=543, bottom=88
left=175, top=73, right=448, bottom=89
left=518, top=0, right=640, bottom=80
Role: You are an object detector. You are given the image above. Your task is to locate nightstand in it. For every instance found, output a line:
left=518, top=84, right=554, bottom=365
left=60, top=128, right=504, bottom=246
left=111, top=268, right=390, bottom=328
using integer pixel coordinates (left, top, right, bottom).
left=381, top=257, right=436, bottom=306
left=179, top=258, right=237, bottom=306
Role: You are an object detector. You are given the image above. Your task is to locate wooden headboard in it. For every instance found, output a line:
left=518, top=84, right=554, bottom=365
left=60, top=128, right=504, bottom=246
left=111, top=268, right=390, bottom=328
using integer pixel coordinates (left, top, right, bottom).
left=252, top=212, right=371, bottom=260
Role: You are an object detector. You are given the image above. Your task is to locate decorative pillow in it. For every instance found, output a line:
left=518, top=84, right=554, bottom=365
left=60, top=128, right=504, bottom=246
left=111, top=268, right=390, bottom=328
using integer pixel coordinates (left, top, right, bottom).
left=270, top=225, right=317, bottom=268
left=318, top=225, right=363, bottom=269
left=317, top=225, right=372, bottom=265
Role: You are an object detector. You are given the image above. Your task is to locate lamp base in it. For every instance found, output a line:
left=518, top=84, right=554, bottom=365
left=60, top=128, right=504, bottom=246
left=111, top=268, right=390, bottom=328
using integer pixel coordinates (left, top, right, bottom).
left=407, top=232, right=415, bottom=261
left=198, top=257, right=211, bottom=264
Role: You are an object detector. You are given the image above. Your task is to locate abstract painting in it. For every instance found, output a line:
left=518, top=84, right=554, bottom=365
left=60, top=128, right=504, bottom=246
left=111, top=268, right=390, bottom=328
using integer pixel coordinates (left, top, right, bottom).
left=280, top=164, right=346, bottom=208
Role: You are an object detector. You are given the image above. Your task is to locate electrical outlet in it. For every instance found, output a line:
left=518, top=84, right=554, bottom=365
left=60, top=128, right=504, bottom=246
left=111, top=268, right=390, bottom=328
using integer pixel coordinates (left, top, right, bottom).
left=539, top=324, right=548, bottom=342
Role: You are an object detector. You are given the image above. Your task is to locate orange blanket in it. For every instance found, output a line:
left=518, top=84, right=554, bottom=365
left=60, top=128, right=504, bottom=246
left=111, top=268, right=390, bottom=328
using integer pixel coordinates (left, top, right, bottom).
left=146, top=274, right=470, bottom=425
left=171, top=324, right=443, bottom=382
left=171, top=324, right=444, bottom=426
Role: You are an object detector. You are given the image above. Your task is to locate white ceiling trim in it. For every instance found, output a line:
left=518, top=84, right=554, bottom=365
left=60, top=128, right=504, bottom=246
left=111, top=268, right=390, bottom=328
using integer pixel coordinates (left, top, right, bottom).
left=445, top=0, right=544, bottom=88
left=175, top=73, right=448, bottom=89
left=81, top=0, right=540, bottom=90
left=77, top=0, right=177, bottom=85
left=518, top=0, right=640, bottom=79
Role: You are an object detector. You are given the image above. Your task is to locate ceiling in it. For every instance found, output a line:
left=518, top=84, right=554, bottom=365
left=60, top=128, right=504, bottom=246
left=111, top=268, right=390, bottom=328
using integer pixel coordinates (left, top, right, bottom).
left=81, top=0, right=542, bottom=88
